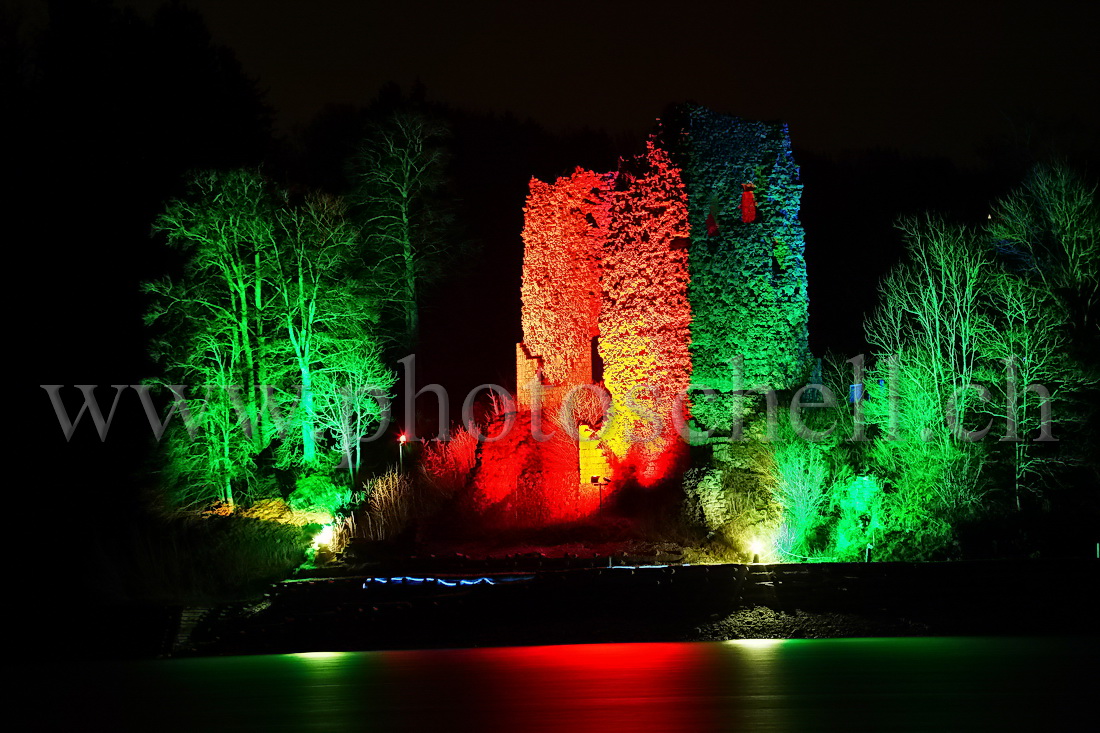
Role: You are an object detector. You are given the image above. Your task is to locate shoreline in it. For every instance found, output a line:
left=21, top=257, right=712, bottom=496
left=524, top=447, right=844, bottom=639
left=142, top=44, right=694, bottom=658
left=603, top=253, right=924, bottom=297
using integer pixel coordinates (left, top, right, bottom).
left=72, top=558, right=1088, bottom=658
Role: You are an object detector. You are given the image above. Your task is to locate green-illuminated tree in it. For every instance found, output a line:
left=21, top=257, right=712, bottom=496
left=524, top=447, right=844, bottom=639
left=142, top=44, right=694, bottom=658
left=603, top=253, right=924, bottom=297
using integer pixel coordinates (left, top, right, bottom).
left=864, top=217, right=992, bottom=556
left=146, top=170, right=278, bottom=505
left=314, top=343, right=393, bottom=481
left=981, top=164, right=1099, bottom=508
left=152, top=169, right=279, bottom=441
left=768, top=353, right=878, bottom=561
left=975, top=276, right=1074, bottom=509
left=349, top=111, right=453, bottom=346
left=156, top=367, right=264, bottom=510
left=988, top=162, right=1099, bottom=334
left=266, top=192, right=390, bottom=469
left=863, top=348, right=986, bottom=557
left=866, top=216, right=990, bottom=427
left=862, top=167, right=1098, bottom=552
left=147, top=170, right=395, bottom=507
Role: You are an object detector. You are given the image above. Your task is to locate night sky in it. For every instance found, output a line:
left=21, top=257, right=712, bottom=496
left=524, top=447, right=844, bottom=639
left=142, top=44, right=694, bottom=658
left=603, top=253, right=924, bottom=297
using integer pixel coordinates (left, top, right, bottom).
left=10, top=0, right=1099, bottom=493
left=123, top=0, right=1100, bottom=165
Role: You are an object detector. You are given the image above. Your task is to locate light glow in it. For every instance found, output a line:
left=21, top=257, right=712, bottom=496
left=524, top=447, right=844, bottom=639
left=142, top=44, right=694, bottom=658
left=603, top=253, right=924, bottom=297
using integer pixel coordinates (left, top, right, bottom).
left=311, top=523, right=335, bottom=549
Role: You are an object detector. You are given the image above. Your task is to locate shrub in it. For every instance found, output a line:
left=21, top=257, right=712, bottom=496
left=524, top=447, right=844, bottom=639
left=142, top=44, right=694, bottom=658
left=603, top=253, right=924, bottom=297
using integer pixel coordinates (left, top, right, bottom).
left=771, top=433, right=832, bottom=560
left=420, top=424, right=479, bottom=494
left=288, top=473, right=352, bottom=514
left=829, top=475, right=884, bottom=561
left=682, top=413, right=782, bottom=562
left=92, top=512, right=311, bottom=604
left=357, top=470, right=442, bottom=542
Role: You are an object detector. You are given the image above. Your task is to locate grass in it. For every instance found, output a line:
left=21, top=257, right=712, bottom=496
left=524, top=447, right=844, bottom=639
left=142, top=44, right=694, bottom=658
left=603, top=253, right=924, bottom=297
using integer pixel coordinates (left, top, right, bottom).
left=88, top=510, right=311, bottom=605
left=419, top=424, right=479, bottom=494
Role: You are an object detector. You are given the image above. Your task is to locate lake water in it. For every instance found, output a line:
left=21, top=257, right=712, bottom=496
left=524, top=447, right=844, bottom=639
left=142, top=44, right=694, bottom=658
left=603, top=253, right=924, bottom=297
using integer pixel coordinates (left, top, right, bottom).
left=36, top=637, right=1096, bottom=731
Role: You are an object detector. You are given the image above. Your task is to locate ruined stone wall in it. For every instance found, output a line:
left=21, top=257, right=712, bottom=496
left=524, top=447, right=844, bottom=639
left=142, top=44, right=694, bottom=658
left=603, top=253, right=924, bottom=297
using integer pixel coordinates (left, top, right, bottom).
left=518, top=168, right=612, bottom=412
left=598, top=139, right=693, bottom=484
left=497, top=106, right=811, bottom=523
left=667, top=105, right=811, bottom=432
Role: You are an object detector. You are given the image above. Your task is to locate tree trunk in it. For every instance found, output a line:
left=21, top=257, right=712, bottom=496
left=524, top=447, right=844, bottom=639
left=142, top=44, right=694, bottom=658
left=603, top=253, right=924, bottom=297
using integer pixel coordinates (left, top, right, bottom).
left=401, top=197, right=417, bottom=343
left=301, top=365, right=316, bottom=465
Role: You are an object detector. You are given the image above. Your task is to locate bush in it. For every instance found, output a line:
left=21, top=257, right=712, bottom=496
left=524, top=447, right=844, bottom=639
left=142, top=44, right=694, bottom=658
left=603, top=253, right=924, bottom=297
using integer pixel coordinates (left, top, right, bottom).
left=353, top=469, right=451, bottom=542
left=420, top=425, right=479, bottom=494
left=770, top=433, right=833, bottom=560
left=681, top=412, right=781, bottom=562
left=829, top=475, right=884, bottom=561
left=90, top=512, right=311, bottom=604
left=288, top=473, right=352, bottom=514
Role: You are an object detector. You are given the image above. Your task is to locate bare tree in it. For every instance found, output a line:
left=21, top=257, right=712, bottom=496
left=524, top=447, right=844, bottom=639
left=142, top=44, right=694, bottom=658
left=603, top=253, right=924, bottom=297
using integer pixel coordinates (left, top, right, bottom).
left=864, top=217, right=993, bottom=538
left=313, top=343, right=394, bottom=481
left=982, top=164, right=1100, bottom=506
left=976, top=276, right=1079, bottom=508
left=268, top=192, right=384, bottom=466
left=350, top=111, right=453, bottom=346
left=989, top=162, right=1099, bottom=332
left=867, top=216, right=991, bottom=429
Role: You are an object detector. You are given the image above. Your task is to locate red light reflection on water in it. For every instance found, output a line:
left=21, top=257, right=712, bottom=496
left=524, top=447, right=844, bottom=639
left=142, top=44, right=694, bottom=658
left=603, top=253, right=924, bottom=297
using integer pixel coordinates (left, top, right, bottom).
left=348, top=641, right=773, bottom=732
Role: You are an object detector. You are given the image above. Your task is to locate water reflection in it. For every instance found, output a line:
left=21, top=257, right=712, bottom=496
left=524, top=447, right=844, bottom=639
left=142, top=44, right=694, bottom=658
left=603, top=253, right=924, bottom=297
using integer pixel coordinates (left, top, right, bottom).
left=41, top=638, right=1096, bottom=732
